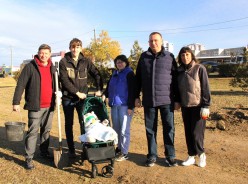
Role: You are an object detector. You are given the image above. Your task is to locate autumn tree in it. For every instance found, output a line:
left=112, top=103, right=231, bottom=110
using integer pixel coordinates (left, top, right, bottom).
left=83, top=30, right=121, bottom=86
left=128, top=40, right=143, bottom=73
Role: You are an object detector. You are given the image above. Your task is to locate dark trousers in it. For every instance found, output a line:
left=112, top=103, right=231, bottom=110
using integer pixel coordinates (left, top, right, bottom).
left=144, top=104, right=176, bottom=160
left=62, top=99, right=84, bottom=152
left=181, top=106, right=206, bottom=156
left=25, top=108, right=54, bottom=159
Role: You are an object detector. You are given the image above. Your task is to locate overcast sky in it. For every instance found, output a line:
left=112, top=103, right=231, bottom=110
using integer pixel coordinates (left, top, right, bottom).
left=0, top=0, right=248, bottom=66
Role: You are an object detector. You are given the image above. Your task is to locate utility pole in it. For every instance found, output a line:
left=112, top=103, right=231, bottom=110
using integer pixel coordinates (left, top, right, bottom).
left=10, top=46, right=13, bottom=76
left=94, top=28, right=96, bottom=44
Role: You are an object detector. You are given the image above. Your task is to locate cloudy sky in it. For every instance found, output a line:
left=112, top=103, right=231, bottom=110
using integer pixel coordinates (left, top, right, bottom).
left=0, top=0, right=248, bottom=66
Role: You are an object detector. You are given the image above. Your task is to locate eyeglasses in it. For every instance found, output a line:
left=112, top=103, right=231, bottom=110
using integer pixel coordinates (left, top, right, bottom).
left=116, top=61, right=124, bottom=64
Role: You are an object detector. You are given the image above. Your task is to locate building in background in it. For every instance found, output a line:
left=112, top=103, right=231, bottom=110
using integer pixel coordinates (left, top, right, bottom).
left=187, top=43, right=246, bottom=63
left=164, top=40, right=174, bottom=53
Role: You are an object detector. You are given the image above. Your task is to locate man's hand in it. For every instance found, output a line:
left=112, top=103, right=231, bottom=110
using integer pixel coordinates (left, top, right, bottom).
left=135, top=98, right=141, bottom=107
left=13, top=105, right=20, bottom=112
left=95, top=90, right=102, bottom=97
left=128, top=109, right=133, bottom=116
left=76, top=92, right=87, bottom=100
left=101, top=94, right=106, bottom=102
left=174, top=102, right=181, bottom=110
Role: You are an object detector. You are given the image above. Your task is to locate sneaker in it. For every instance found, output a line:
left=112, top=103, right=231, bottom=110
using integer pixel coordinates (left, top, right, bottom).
left=68, top=151, right=76, bottom=158
left=116, top=154, right=128, bottom=162
left=165, top=157, right=178, bottom=167
left=25, top=158, right=34, bottom=170
left=182, top=156, right=195, bottom=166
left=145, top=158, right=156, bottom=167
left=40, top=151, right=54, bottom=159
left=198, top=153, right=206, bottom=168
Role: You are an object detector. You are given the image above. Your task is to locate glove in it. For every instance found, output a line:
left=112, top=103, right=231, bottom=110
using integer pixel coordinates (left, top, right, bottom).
left=55, top=91, right=62, bottom=98
left=200, top=108, right=210, bottom=120
left=55, top=91, right=62, bottom=106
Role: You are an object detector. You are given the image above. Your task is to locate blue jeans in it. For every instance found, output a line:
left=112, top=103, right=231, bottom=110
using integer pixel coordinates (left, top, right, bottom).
left=144, top=104, right=175, bottom=160
left=62, top=99, right=84, bottom=152
left=111, top=105, right=133, bottom=155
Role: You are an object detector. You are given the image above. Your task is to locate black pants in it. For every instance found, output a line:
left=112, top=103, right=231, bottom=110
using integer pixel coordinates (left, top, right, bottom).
left=181, top=106, right=206, bottom=156
left=62, top=99, right=84, bottom=153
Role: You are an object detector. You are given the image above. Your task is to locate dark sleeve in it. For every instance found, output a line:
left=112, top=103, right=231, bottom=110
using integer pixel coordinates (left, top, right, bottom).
left=103, top=79, right=110, bottom=98
left=59, top=59, right=78, bottom=94
left=135, top=55, right=142, bottom=98
left=12, top=65, right=30, bottom=105
left=127, top=71, right=136, bottom=109
left=171, top=54, right=180, bottom=102
left=88, top=61, right=103, bottom=91
left=199, top=66, right=211, bottom=107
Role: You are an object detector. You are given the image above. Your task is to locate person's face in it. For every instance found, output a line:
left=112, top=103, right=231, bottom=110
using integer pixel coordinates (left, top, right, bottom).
left=116, top=59, right=126, bottom=71
left=181, top=51, right=192, bottom=65
left=70, top=45, right=82, bottom=58
left=149, top=34, right=163, bottom=53
left=38, top=49, right=51, bottom=63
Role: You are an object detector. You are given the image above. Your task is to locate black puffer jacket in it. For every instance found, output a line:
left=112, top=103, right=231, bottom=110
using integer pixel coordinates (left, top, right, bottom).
left=12, top=58, right=56, bottom=111
left=136, top=47, right=179, bottom=107
left=59, top=52, right=103, bottom=101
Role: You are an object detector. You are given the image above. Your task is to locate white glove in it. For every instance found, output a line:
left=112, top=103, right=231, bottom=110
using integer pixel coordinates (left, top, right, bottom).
left=200, top=108, right=210, bottom=120
left=55, top=91, right=62, bottom=98
left=55, top=91, right=62, bottom=106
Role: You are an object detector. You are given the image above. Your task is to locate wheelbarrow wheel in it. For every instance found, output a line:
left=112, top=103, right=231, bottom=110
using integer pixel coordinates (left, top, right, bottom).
left=102, top=165, right=114, bottom=178
left=92, top=165, right=98, bottom=178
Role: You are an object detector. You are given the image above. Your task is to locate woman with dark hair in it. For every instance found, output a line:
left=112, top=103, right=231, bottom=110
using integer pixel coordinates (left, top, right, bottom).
left=176, top=47, right=211, bottom=167
left=102, top=54, right=136, bottom=161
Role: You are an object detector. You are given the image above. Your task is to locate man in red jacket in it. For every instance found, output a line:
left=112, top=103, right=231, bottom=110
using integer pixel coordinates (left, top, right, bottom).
left=12, top=44, right=56, bottom=170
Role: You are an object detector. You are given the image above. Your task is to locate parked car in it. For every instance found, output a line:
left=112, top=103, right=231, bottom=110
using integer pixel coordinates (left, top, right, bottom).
left=201, top=61, right=219, bottom=73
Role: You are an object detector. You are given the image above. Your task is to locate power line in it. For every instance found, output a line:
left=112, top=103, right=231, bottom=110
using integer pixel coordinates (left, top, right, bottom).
left=97, top=16, right=248, bottom=33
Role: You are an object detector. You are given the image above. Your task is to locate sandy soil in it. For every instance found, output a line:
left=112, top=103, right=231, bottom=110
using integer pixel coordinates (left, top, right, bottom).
left=0, top=77, right=247, bottom=184
left=0, top=108, right=247, bottom=184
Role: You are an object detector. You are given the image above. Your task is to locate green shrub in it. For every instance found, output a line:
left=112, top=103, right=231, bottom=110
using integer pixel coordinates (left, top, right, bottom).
left=218, top=64, right=239, bottom=77
left=13, top=70, right=21, bottom=82
left=229, top=63, right=248, bottom=92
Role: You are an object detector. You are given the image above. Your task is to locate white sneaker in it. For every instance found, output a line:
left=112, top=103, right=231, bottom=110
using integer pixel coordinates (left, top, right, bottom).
left=182, top=156, right=195, bottom=166
left=198, top=153, right=206, bottom=168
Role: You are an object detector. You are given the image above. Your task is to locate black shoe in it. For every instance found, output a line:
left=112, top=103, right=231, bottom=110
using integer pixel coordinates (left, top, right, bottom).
left=165, top=157, right=178, bottom=167
left=68, top=150, right=76, bottom=158
left=145, top=158, right=156, bottom=167
left=40, top=151, right=54, bottom=159
left=25, top=158, right=34, bottom=170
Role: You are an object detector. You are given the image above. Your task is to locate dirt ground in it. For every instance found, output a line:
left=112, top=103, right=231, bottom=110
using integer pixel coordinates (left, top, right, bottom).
left=0, top=110, right=247, bottom=184
left=0, top=78, right=247, bottom=184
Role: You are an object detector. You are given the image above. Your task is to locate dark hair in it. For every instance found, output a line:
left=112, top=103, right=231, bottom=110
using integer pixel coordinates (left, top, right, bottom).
left=38, top=44, right=51, bottom=52
left=149, top=32, right=163, bottom=39
left=177, top=46, right=197, bottom=65
left=69, top=38, right=82, bottom=48
left=114, top=54, right=129, bottom=68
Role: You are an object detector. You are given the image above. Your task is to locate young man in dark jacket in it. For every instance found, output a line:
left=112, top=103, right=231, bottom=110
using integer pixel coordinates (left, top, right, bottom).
left=135, top=32, right=180, bottom=167
left=59, top=38, right=103, bottom=158
left=13, top=44, right=56, bottom=170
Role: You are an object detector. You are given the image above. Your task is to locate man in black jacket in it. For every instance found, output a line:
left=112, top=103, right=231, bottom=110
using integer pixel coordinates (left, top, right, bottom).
left=59, top=38, right=103, bottom=158
left=13, top=44, right=56, bottom=170
left=135, top=32, right=179, bottom=167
